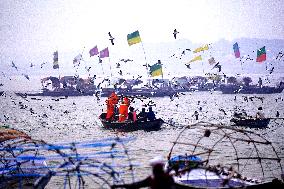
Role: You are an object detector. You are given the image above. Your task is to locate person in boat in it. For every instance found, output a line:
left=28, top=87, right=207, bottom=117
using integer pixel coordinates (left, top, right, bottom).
left=106, top=92, right=119, bottom=121
left=112, top=156, right=175, bottom=189
left=137, top=107, right=147, bottom=121
left=256, top=107, right=265, bottom=119
left=128, top=106, right=137, bottom=122
left=119, top=99, right=129, bottom=122
left=147, top=106, right=156, bottom=121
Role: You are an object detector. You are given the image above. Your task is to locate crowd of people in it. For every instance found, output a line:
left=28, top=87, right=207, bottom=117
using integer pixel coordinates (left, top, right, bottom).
left=105, top=92, right=156, bottom=122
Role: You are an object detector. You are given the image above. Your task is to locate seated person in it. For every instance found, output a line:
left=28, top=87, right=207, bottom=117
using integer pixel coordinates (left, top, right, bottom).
left=128, top=106, right=137, bottom=122
left=147, top=107, right=156, bottom=121
left=256, top=107, right=265, bottom=119
left=137, top=108, right=147, bottom=121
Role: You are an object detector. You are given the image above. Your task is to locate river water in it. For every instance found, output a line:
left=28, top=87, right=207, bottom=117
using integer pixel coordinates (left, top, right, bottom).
left=1, top=91, right=284, bottom=188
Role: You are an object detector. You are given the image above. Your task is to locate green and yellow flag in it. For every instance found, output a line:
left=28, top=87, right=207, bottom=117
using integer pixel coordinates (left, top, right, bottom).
left=193, top=44, right=209, bottom=53
left=150, top=63, right=163, bottom=77
left=186, top=55, right=202, bottom=64
left=127, top=30, right=142, bottom=46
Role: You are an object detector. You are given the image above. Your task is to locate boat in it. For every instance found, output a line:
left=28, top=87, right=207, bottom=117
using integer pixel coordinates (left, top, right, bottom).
left=15, top=76, right=98, bottom=97
left=99, top=78, right=186, bottom=97
left=99, top=113, right=164, bottom=131
left=0, top=91, right=4, bottom=96
left=230, top=117, right=270, bottom=128
left=220, top=84, right=284, bottom=94
left=167, top=155, right=284, bottom=189
left=100, top=87, right=179, bottom=97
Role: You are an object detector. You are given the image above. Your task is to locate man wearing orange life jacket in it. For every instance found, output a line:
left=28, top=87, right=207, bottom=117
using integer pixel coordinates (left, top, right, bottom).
left=106, top=92, right=119, bottom=121
left=119, top=100, right=129, bottom=122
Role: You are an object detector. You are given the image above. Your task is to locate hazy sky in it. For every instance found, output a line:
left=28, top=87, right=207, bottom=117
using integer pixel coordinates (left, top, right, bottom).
left=1, top=0, right=284, bottom=90
left=1, top=0, right=284, bottom=54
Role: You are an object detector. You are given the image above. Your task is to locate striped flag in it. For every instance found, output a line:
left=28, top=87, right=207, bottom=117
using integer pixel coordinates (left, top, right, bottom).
left=233, top=42, right=240, bottom=58
left=127, top=30, right=142, bottom=46
left=53, top=51, right=59, bottom=69
left=256, top=46, right=266, bottom=63
left=150, top=63, right=163, bottom=77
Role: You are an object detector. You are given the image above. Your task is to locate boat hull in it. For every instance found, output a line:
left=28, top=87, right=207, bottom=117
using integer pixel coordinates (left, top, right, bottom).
left=230, top=118, right=270, bottom=128
left=15, top=90, right=98, bottom=97
left=220, top=84, right=284, bottom=94
left=99, top=113, right=163, bottom=131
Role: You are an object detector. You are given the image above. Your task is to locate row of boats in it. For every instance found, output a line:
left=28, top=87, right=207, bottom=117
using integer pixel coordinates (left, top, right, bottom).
left=12, top=75, right=284, bottom=98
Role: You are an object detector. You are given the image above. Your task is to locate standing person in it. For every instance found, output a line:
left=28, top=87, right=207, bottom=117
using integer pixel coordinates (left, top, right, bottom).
left=106, top=92, right=119, bottom=121
left=147, top=106, right=156, bottom=121
left=119, top=100, right=128, bottom=122
left=128, top=106, right=137, bottom=122
left=112, top=156, right=175, bottom=189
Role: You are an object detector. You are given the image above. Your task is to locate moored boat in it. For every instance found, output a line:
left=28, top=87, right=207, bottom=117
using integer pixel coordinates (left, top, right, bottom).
left=230, top=117, right=270, bottom=128
left=99, top=113, right=164, bottom=131
left=220, top=84, right=284, bottom=94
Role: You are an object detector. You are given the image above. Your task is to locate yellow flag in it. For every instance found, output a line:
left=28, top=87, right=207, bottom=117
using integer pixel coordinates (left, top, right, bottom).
left=186, top=55, right=202, bottom=64
left=193, top=44, right=209, bottom=53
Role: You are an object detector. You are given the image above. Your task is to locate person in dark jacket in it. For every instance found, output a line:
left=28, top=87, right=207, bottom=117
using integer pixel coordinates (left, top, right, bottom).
left=147, top=107, right=156, bottom=121
left=112, top=156, right=175, bottom=189
left=137, top=107, right=147, bottom=121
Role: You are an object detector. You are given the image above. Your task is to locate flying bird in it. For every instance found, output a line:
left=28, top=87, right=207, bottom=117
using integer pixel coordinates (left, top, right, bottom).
left=22, top=74, right=30, bottom=80
left=212, top=62, right=222, bottom=72
left=173, top=29, right=179, bottom=39
left=41, top=62, right=47, bottom=68
left=30, top=63, right=35, bottom=67
left=108, top=32, right=115, bottom=45
left=11, top=61, right=18, bottom=70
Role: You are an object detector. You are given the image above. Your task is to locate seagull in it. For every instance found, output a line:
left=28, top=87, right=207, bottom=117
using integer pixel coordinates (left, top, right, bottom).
left=11, top=61, right=18, bottom=70
left=185, top=64, right=191, bottom=69
left=41, top=62, right=47, bottom=68
left=108, top=32, right=115, bottom=45
left=116, top=62, right=121, bottom=68
left=269, top=67, right=274, bottom=74
left=22, top=74, right=30, bottom=80
left=173, top=29, right=179, bottom=39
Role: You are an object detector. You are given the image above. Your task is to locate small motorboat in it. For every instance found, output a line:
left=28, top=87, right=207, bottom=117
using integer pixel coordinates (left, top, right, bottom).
left=99, top=113, right=164, bottom=132
left=167, top=155, right=284, bottom=189
left=230, top=117, right=270, bottom=128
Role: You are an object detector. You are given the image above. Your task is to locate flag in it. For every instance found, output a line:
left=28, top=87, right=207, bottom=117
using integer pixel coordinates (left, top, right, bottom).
left=233, top=42, right=240, bottom=58
left=99, top=47, right=109, bottom=58
left=193, top=44, right=209, bottom=53
left=73, top=54, right=83, bottom=66
left=89, top=46, right=99, bottom=57
left=186, top=55, right=202, bottom=64
left=208, top=57, right=216, bottom=65
left=53, top=51, right=59, bottom=69
left=127, top=30, right=142, bottom=46
left=150, top=63, right=163, bottom=77
left=256, top=46, right=266, bottom=62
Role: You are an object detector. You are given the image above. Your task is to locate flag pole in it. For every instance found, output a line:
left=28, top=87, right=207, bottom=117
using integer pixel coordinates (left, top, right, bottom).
left=140, top=42, right=149, bottom=75
left=108, top=57, right=113, bottom=77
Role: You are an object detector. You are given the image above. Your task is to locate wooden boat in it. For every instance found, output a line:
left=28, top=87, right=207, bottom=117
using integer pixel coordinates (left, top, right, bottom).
left=220, top=84, right=284, bottom=94
left=230, top=118, right=270, bottom=128
left=167, top=155, right=284, bottom=189
left=99, top=113, right=164, bottom=131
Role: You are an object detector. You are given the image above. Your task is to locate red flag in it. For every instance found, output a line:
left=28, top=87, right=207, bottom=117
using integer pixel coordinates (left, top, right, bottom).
left=99, top=47, right=109, bottom=58
left=89, top=46, right=99, bottom=57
